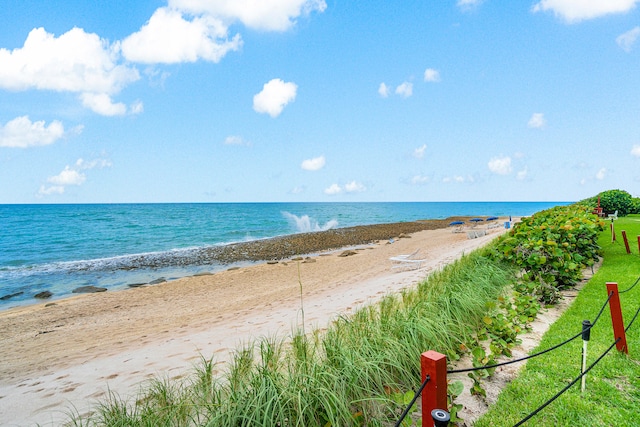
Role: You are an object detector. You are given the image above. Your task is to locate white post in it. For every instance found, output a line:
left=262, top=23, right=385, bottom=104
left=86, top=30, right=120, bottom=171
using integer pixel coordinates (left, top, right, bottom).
left=581, top=320, right=591, bottom=392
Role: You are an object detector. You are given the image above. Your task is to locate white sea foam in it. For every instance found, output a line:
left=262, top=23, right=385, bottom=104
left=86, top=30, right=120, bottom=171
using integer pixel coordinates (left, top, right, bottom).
left=282, top=211, right=338, bottom=233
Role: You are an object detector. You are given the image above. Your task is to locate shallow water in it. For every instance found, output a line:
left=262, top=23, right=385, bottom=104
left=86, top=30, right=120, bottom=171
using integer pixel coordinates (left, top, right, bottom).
left=0, top=201, right=567, bottom=308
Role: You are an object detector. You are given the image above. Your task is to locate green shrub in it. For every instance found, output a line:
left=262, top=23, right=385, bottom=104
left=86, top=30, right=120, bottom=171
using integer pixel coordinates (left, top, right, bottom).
left=491, top=205, right=604, bottom=304
left=598, top=189, right=634, bottom=216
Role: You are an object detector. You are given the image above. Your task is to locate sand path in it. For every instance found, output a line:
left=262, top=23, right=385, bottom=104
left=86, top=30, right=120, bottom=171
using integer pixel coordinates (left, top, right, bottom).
left=0, top=225, right=508, bottom=426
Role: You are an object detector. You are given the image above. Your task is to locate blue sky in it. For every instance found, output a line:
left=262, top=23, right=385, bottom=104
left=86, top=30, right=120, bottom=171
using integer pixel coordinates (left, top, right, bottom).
left=1, top=0, right=639, bottom=203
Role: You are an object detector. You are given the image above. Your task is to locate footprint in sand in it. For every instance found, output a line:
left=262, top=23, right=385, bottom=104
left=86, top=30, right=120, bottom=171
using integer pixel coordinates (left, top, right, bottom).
left=62, top=383, right=81, bottom=393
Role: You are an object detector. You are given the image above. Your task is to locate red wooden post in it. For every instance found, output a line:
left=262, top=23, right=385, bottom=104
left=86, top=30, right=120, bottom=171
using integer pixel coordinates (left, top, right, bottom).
left=606, top=282, right=628, bottom=354
left=421, top=351, right=447, bottom=427
left=637, top=236, right=640, bottom=255
left=621, top=231, right=631, bottom=254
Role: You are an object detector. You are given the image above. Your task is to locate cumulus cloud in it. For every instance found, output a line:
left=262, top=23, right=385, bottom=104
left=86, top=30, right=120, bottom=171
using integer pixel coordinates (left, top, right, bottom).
left=0, top=116, right=66, bottom=148
left=528, top=112, right=546, bottom=128
left=424, top=68, right=441, bottom=82
left=0, top=27, right=139, bottom=116
left=413, top=144, right=427, bottom=159
left=378, top=82, right=390, bottom=98
left=38, top=156, right=111, bottom=197
left=411, top=175, right=430, bottom=185
left=457, top=0, right=484, bottom=11
left=80, top=93, right=128, bottom=116
left=323, top=181, right=365, bottom=195
left=301, top=155, right=325, bottom=171
left=617, top=26, right=640, bottom=52
left=48, top=166, right=86, bottom=186
left=395, top=82, right=413, bottom=98
left=121, top=7, right=242, bottom=64
left=253, top=78, right=298, bottom=117
left=631, top=144, right=640, bottom=157
left=324, top=183, right=342, bottom=195
left=517, top=167, right=528, bottom=181
left=169, top=0, right=327, bottom=32
left=531, top=0, right=640, bottom=23
left=442, top=175, right=468, bottom=183
left=596, top=167, right=607, bottom=180
left=344, top=180, right=366, bottom=193
left=224, top=135, right=250, bottom=146
left=488, top=156, right=512, bottom=175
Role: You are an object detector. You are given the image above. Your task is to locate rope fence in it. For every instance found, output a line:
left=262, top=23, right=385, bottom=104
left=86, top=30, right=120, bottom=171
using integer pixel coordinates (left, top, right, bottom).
left=394, top=280, right=638, bottom=427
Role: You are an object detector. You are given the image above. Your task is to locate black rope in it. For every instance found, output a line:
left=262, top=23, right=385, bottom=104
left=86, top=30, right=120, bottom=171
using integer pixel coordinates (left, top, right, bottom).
left=619, top=276, right=640, bottom=294
left=625, top=305, right=640, bottom=332
left=512, top=337, right=621, bottom=426
left=394, top=375, right=430, bottom=427
left=448, top=291, right=614, bottom=374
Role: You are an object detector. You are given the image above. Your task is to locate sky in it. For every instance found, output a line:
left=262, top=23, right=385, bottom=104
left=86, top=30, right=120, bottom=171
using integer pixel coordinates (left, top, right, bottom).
left=1, top=0, right=640, bottom=203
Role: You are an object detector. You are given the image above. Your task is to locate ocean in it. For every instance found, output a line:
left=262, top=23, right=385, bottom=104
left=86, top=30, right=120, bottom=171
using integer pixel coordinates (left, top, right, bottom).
left=0, top=202, right=567, bottom=309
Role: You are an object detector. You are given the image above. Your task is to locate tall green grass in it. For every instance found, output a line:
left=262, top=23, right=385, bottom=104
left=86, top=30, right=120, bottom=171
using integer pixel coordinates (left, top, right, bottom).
left=70, top=251, right=515, bottom=426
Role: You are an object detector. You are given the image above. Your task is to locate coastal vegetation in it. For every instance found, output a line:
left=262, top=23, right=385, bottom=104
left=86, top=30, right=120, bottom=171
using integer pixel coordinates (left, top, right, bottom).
left=476, top=213, right=640, bottom=426
left=68, top=191, right=639, bottom=426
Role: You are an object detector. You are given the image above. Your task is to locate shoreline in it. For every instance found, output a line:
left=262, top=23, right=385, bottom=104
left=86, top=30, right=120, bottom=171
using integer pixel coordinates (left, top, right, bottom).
left=0, top=218, right=510, bottom=426
left=0, top=217, right=478, bottom=310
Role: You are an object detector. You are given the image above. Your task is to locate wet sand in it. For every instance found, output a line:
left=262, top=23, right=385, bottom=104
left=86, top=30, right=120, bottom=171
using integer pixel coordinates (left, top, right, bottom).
left=0, top=219, right=509, bottom=426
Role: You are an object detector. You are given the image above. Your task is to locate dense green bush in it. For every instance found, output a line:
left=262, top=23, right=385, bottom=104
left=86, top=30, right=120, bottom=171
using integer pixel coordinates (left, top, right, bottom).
left=582, top=189, right=635, bottom=216
left=491, top=205, right=604, bottom=304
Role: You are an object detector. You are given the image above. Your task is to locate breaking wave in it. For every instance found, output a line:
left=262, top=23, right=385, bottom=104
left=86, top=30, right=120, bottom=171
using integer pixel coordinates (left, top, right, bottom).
left=282, top=211, right=338, bottom=233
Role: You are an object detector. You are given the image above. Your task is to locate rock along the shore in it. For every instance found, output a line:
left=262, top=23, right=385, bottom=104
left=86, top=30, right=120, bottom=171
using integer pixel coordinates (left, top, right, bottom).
left=72, top=286, right=107, bottom=294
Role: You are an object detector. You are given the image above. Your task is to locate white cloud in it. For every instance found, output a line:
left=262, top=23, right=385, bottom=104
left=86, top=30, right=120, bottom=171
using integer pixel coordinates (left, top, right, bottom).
left=253, top=78, right=298, bottom=117
left=395, top=82, right=413, bottom=98
left=75, top=157, right=112, bottom=170
left=0, top=116, right=66, bottom=148
left=631, top=144, right=640, bottom=157
left=301, top=155, right=325, bottom=171
left=488, top=156, right=512, bottom=175
left=528, top=112, right=546, bottom=128
left=324, top=183, right=342, bottom=195
left=38, top=157, right=111, bottom=197
left=37, top=185, right=65, bottom=196
left=596, top=167, right=607, bottom=180
left=290, top=186, right=305, bottom=194
left=121, top=7, right=242, bottom=64
left=48, top=166, right=86, bottom=186
left=80, top=93, right=128, bottom=116
left=130, top=100, right=144, bottom=115
left=411, top=175, right=430, bottom=185
left=517, top=167, right=528, bottom=181
left=531, top=0, right=640, bottom=23
left=443, top=175, right=467, bottom=183
left=169, top=0, right=327, bottom=32
left=344, top=180, right=366, bottom=193
left=617, top=26, right=640, bottom=52
left=378, top=82, right=390, bottom=98
left=0, top=27, right=139, bottom=116
left=457, top=0, right=484, bottom=11
left=413, top=144, right=427, bottom=159
left=424, top=68, right=441, bottom=82
left=224, top=135, right=250, bottom=145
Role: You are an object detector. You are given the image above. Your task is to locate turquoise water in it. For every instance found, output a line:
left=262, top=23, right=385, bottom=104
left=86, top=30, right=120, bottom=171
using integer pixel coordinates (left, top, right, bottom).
left=0, top=202, right=567, bottom=309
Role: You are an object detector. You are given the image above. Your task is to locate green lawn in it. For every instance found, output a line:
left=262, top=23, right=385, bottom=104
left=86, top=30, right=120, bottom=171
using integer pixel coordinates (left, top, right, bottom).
left=475, top=216, right=640, bottom=427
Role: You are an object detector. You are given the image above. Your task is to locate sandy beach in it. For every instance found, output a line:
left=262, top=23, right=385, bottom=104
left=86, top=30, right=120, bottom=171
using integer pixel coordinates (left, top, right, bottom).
left=0, top=220, right=509, bottom=426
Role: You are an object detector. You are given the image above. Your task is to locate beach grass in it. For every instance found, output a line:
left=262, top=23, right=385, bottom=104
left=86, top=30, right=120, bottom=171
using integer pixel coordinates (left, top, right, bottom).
left=65, top=210, right=638, bottom=426
left=70, top=250, right=514, bottom=426
left=474, top=216, right=640, bottom=426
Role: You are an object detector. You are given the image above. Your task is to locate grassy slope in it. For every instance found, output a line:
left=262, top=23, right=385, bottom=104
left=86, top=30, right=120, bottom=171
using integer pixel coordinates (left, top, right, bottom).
left=475, top=216, right=640, bottom=427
